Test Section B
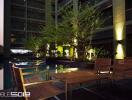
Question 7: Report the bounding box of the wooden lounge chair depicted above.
[12,64,65,100]
[10,63,18,91]
[95,58,112,80]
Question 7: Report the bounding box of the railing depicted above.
[11,5,25,17]
[11,19,25,30]
[27,9,45,20]
[58,0,72,12]
[27,22,42,32]
[27,0,45,10]
[12,0,25,5]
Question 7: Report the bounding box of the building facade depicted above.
[11,0,45,49]
[92,0,132,57]
[5,0,132,57]
[3,0,132,89]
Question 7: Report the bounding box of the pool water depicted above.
[15,60,79,80]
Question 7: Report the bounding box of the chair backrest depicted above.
[10,64,17,88]
[12,64,26,92]
[95,58,111,71]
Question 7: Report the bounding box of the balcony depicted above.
[27,9,45,21]
[27,21,44,32]
[11,5,25,17]
[11,0,25,5]
[11,18,25,30]
[27,0,45,10]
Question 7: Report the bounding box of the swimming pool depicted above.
[14,60,79,81]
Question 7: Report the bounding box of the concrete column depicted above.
[113,0,126,59]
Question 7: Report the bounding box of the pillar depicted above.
[113,0,126,59]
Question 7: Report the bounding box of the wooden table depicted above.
[52,70,98,100]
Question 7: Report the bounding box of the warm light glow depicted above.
[74,48,78,58]
[69,47,73,57]
[65,49,69,57]
[57,46,63,56]
[116,44,124,59]
[115,22,124,40]
[15,62,29,66]
[113,0,126,59]
[46,44,50,56]
[115,22,125,59]
[73,38,78,46]
[35,60,42,65]
[11,49,32,54]
[66,68,78,72]
[63,44,70,46]
[100,71,112,74]
[46,65,50,70]
[56,68,78,73]
[87,48,95,60]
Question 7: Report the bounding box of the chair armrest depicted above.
[20,66,38,70]
[24,80,55,87]
[22,70,49,76]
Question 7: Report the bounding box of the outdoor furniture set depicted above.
[11,57,132,100]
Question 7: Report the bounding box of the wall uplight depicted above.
[113,0,126,59]
[115,44,124,59]
[115,22,124,41]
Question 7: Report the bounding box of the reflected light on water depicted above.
[55,67,79,73]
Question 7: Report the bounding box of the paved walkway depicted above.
[0,79,132,100]
[47,79,132,100]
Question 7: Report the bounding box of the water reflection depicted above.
[22,64,79,81]
[54,65,78,73]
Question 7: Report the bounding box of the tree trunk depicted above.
[77,41,86,61]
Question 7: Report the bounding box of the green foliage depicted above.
[41,18,73,45]
[41,3,103,59]
[25,3,103,59]
[60,4,103,43]
[76,5,103,45]
[41,25,58,43]
[24,35,43,57]
[94,47,110,58]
